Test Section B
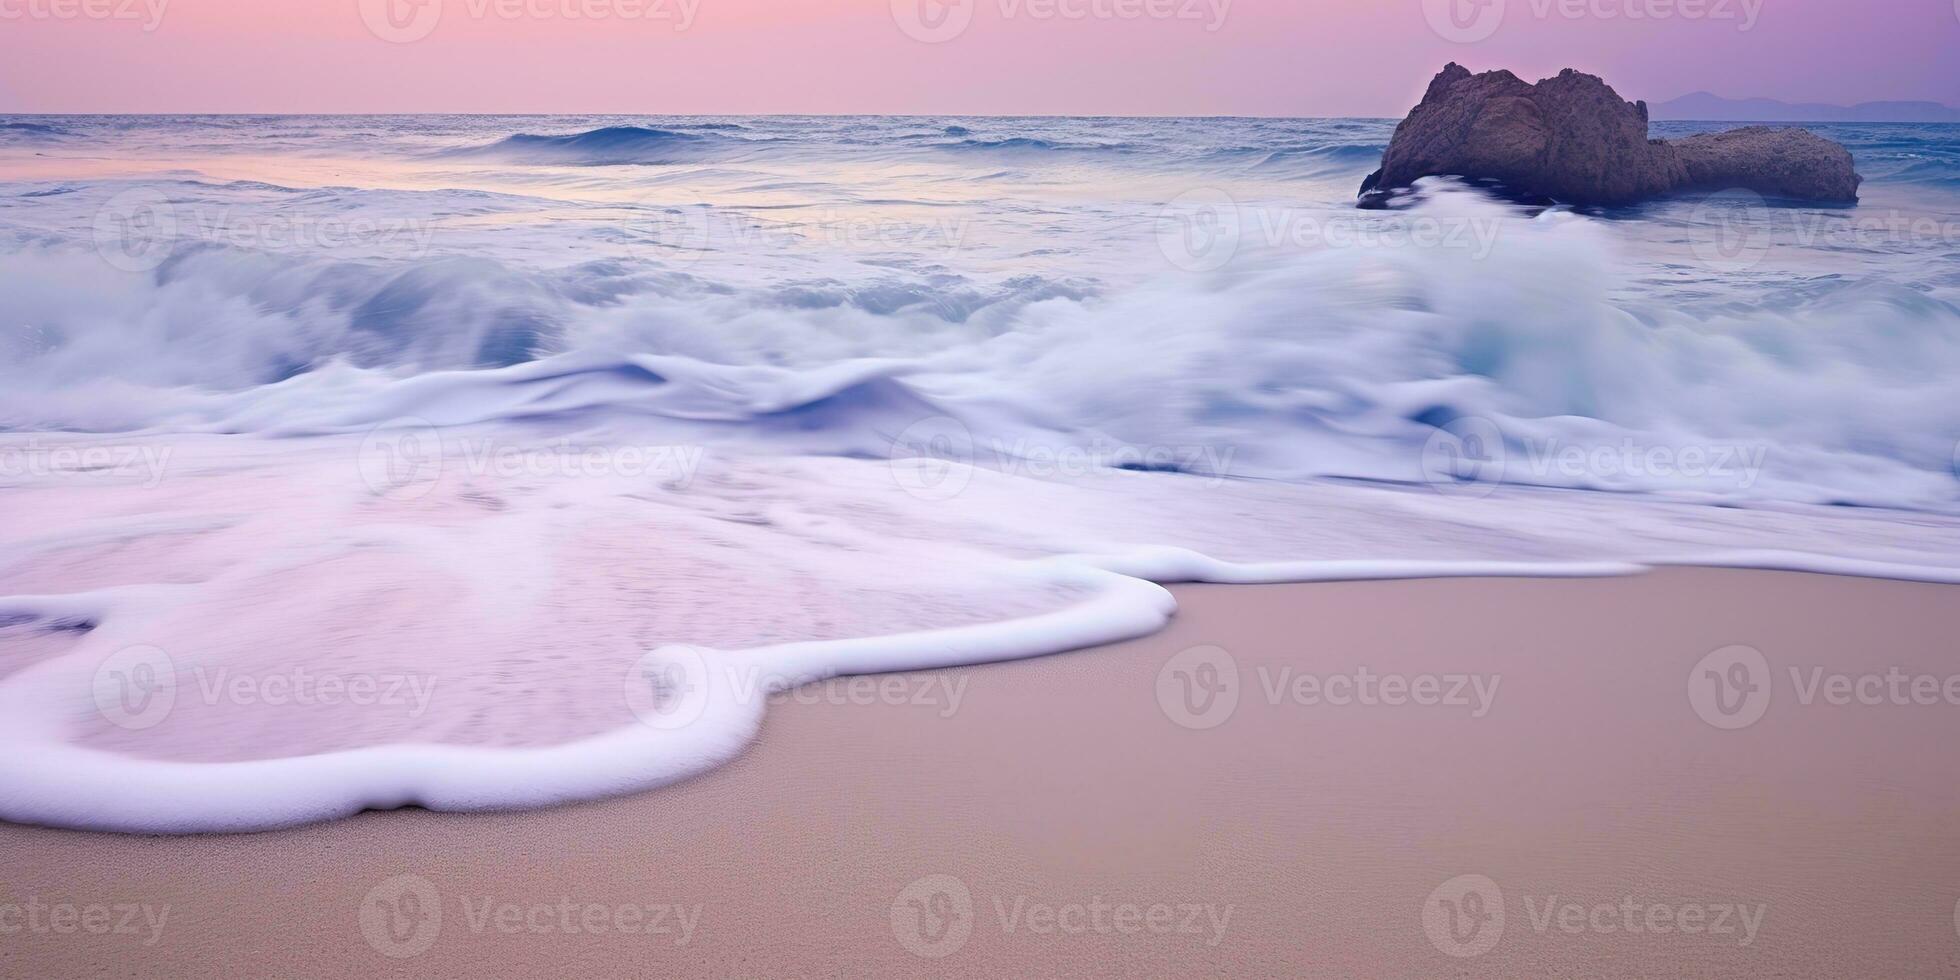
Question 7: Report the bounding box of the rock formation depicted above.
[1359,64,1861,208]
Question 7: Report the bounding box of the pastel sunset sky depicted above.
[0,0,1954,115]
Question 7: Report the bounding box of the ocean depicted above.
[2,114,1958,831]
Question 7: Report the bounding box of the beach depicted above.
[4,567,1957,978]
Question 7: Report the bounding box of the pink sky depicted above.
[0,0,1954,115]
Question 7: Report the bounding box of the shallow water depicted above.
[2,115,1958,831]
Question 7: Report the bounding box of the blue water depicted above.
[4,115,1960,833]
[1,115,1957,505]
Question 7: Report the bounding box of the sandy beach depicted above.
[3,568,1958,978]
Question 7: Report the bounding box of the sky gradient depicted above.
[0,0,1955,115]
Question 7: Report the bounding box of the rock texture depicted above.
[1359,64,1861,207]
[1669,126,1863,202]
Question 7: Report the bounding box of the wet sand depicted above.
[3,568,1959,978]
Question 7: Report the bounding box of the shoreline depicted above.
[7,552,1960,834]
[4,568,1958,977]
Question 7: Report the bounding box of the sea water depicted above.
[1,115,1957,830]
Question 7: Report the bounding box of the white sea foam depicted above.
[6,184,1958,506]
[2,433,1958,833]
[2,115,1958,831]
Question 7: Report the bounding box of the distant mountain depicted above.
[1654,93,1960,123]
